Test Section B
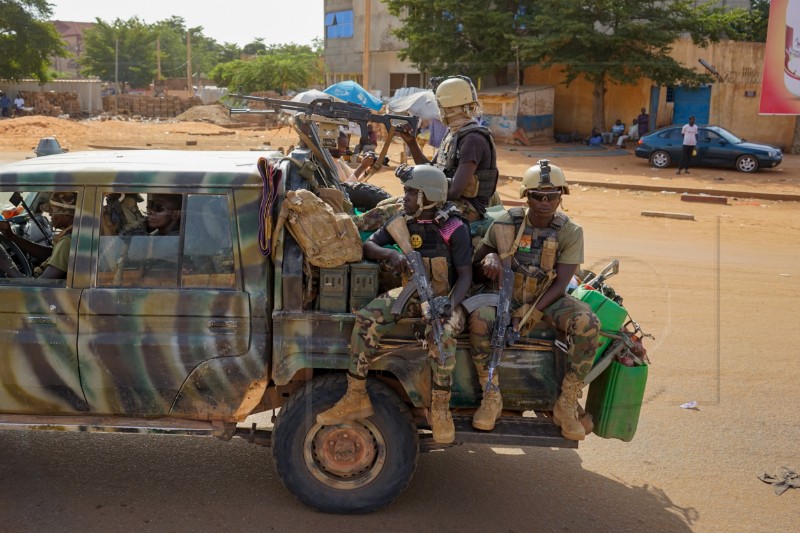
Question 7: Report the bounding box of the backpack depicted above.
[273,189,363,268]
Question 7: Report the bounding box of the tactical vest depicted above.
[494,209,568,305]
[405,217,461,296]
[434,123,499,204]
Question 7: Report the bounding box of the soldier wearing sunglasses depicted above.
[468,161,600,440]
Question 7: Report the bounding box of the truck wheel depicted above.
[272,373,419,514]
[341,181,392,211]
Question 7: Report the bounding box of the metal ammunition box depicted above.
[318,265,350,313]
[349,261,380,311]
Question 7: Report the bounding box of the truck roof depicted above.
[0,150,266,188]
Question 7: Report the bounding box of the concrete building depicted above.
[50,21,95,78]
[323,0,425,98]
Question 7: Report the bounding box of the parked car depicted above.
[635,125,782,173]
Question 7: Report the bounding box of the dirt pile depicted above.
[173,104,243,126]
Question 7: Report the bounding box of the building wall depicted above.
[50,21,95,78]
[524,38,796,148]
[0,79,102,114]
[323,0,423,97]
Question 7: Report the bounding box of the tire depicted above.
[0,234,33,277]
[736,154,759,173]
[341,181,392,212]
[272,374,419,514]
[649,150,671,168]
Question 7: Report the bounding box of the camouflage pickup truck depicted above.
[0,149,602,514]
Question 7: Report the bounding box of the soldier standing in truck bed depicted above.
[398,76,499,224]
[316,165,473,444]
[469,162,600,440]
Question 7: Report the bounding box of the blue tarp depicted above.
[324,81,383,111]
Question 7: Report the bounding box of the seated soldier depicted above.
[469,162,600,440]
[316,165,473,444]
[0,192,76,279]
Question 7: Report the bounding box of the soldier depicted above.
[0,192,76,279]
[469,162,600,440]
[316,165,473,444]
[399,76,499,223]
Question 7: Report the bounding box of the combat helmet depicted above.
[435,76,478,109]
[519,159,570,198]
[396,164,448,203]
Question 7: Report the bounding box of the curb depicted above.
[503,175,800,203]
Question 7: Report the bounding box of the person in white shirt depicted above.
[616,118,639,147]
[331,132,375,183]
[677,116,698,175]
[13,94,24,116]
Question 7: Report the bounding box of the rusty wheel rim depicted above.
[304,420,386,489]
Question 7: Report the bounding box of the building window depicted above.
[325,10,354,39]
[666,86,675,103]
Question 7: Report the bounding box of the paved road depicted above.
[0,429,692,532]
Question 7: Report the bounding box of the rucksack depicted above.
[272,189,363,268]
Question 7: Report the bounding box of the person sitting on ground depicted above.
[13,93,24,117]
[0,192,76,279]
[586,128,603,146]
[616,118,640,148]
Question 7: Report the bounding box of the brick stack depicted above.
[20,91,81,116]
[101,95,204,118]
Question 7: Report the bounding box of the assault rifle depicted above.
[390,251,450,366]
[462,267,519,393]
[385,217,449,366]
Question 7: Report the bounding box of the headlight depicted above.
[768,151,777,158]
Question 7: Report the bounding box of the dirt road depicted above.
[0,113,797,531]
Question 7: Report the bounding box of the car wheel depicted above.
[341,181,392,212]
[272,373,419,514]
[0,234,33,277]
[736,154,759,173]
[649,150,671,168]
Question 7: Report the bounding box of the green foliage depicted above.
[242,39,267,56]
[717,0,770,43]
[80,17,157,88]
[0,0,67,82]
[210,44,324,94]
[384,0,532,83]
[79,16,244,89]
[518,0,715,88]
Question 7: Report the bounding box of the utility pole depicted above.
[156,36,162,80]
[186,31,192,96]
[114,37,119,110]
[363,0,371,90]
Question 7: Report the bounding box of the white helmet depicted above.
[435,76,478,109]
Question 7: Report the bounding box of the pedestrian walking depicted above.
[677,116,698,175]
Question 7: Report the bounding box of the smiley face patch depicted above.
[410,234,423,249]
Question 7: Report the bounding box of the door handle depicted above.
[207,320,239,330]
[26,316,56,325]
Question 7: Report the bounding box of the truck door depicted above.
[78,190,250,416]
[0,188,88,414]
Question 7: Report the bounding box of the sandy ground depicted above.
[0,110,798,531]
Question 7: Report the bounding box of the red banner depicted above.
[761,0,800,114]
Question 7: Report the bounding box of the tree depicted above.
[384,0,531,85]
[80,17,157,88]
[242,39,267,56]
[720,0,770,43]
[0,0,66,81]
[211,43,323,94]
[516,0,718,131]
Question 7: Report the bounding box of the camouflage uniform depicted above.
[468,293,599,380]
[350,287,466,388]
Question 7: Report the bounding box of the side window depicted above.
[182,194,235,288]
[0,190,78,285]
[96,192,235,289]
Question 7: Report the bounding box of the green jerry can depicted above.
[573,285,648,441]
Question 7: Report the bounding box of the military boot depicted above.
[472,365,502,431]
[553,373,586,441]
[316,374,374,425]
[430,389,455,443]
